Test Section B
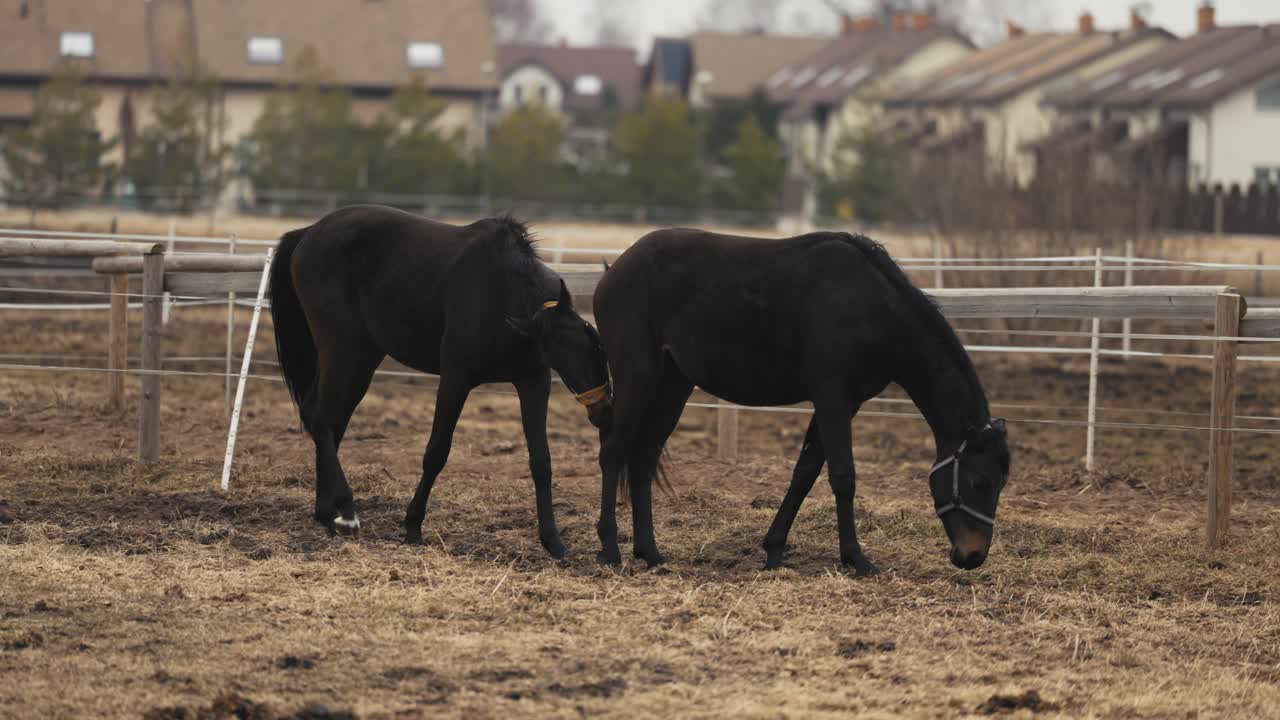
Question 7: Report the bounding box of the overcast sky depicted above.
[539,0,1279,54]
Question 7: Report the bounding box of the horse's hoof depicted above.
[543,541,568,559]
[403,528,424,546]
[331,514,360,538]
[763,548,785,570]
[844,555,880,577]
[596,549,622,566]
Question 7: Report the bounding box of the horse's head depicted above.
[520,279,613,430]
[929,419,1009,570]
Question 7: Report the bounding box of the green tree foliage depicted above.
[485,105,569,202]
[721,114,785,210]
[366,78,472,196]
[614,98,703,208]
[1,63,115,214]
[821,123,905,223]
[247,47,367,205]
[702,87,781,164]
[128,63,229,212]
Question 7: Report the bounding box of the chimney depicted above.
[844,16,878,33]
[891,13,908,31]
[1197,2,1216,33]
[1130,6,1147,30]
[908,12,933,30]
[1078,11,1095,34]
[1007,19,1025,38]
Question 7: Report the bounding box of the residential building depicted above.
[1044,5,1280,189]
[0,0,498,177]
[770,13,974,178]
[883,12,1172,185]
[642,31,830,108]
[497,41,639,163]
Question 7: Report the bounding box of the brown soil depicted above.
[2,304,1280,718]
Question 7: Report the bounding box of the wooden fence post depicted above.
[1207,292,1243,548]
[138,250,165,462]
[162,219,176,324]
[1085,248,1103,472]
[108,273,128,411]
[717,402,739,462]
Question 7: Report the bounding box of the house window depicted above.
[574,75,602,96]
[1255,167,1280,186]
[407,42,444,69]
[247,37,283,64]
[538,85,548,103]
[514,85,524,105]
[60,32,94,58]
[1257,77,1280,110]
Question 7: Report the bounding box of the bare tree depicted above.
[591,3,636,46]
[490,0,554,44]
[697,0,785,32]
[818,0,1051,44]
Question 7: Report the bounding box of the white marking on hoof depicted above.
[333,515,361,533]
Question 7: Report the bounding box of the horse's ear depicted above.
[558,278,572,305]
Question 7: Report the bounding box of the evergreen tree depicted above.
[1,63,115,216]
[613,98,703,209]
[366,78,472,197]
[128,62,229,212]
[485,105,569,202]
[722,114,785,210]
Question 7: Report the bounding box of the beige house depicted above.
[884,12,1173,185]
[0,0,498,186]
[1045,6,1280,189]
[770,14,974,178]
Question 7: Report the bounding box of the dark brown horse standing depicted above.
[270,205,611,553]
[592,228,1010,574]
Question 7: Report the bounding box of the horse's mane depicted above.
[473,213,567,312]
[835,232,990,417]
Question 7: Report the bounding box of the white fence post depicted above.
[161,219,175,324]
[222,250,274,492]
[225,234,238,419]
[1085,248,1103,472]
[931,233,944,289]
[1122,239,1134,357]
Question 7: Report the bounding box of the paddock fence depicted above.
[3,226,1280,549]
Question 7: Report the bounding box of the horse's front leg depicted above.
[403,372,471,545]
[515,372,566,558]
[813,383,878,577]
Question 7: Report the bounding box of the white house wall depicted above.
[498,65,563,113]
[1192,75,1280,188]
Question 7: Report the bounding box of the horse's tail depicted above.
[616,447,674,503]
[269,226,315,426]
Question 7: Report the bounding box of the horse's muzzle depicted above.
[950,531,990,569]
[586,399,613,431]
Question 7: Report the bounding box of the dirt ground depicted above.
[3,299,1280,717]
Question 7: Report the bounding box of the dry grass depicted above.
[2,307,1280,718]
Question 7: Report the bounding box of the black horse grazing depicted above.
[269,205,612,553]
[592,229,1010,574]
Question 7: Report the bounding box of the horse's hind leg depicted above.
[626,361,692,567]
[762,416,825,569]
[514,371,566,559]
[812,384,878,577]
[305,347,382,535]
